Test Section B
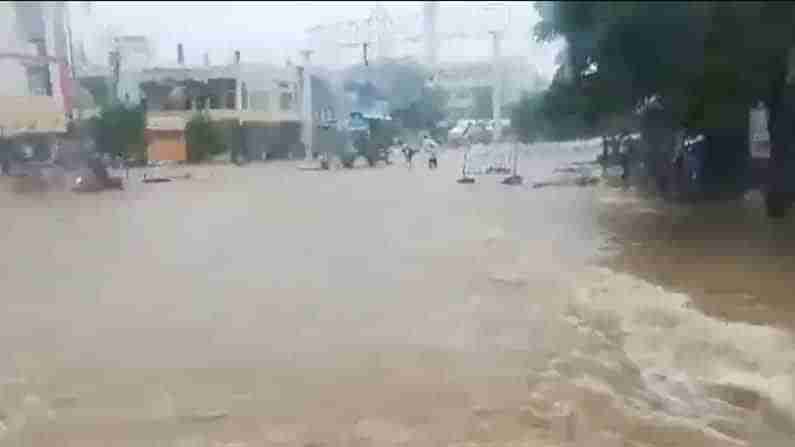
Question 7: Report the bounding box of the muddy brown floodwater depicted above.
[0,142,793,446]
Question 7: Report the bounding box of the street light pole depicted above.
[490,30,502,142]
[109,49,120,104]
[300,49,314,161]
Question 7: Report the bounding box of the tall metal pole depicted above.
[235,51,243,111]
[62,2,77,81]
[423,2,439,69]
[491,30,502,142]
[109,49,120,104]
[300,49,314,161]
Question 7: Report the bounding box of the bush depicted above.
[185,113,225,163]
[92,104,147,162]
[361,119,397,166]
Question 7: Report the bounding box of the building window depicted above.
[280,92,293,111]
[26,66,52,96]
[320,106,335,122]
[249,91,269,111]
[226,90,236,109]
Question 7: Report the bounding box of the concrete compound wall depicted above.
[241,122,301,161]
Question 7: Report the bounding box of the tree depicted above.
[363,118,398,166]
[185,113,225,163]
[391,85,449,131]
[510,79,610,144]
[511,93,543,143]
[470,86,493,120]
[92,103,147,162]
[342,60,450,131]
[534,2,795,211]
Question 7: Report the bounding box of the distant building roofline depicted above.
[115,35,149,42]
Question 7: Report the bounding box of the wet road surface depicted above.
[0,142,793,446]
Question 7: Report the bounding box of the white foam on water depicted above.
[533,266,795,445]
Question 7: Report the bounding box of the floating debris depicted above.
[142,177,172,184]
[179,409,229,423]
[50,394,79,409]
[501,174,523,185]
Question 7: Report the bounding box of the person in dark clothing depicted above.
[620,150,630,183]
[0,144,9,176]
[87,155,110,185]
[402,144,416,169]
[620,137,635,184]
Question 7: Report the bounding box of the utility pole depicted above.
[423,2,439,68]
[300,49,314,161]
[62,2,77,81]
[490,30,502,142]
[109,48,120,104]
[234,50,242,111]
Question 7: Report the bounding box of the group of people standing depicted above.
[398,135,439,170]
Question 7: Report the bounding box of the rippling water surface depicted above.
[0,141,793,446]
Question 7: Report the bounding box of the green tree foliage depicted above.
[534,1,795,210]
[392,85,449,130]
[343,60,450,131]
[470,86,493,120]
[511,93,549,144]
[511,82,606,144]
[366,118,398,162]
[92,103,147,162]
[185,113,225,163]
[344,60,428,111]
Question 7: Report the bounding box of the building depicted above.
[114,51,305,162]
[145,115,188,162]
[1,2,73,167]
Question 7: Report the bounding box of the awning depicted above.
[0,95,67,136]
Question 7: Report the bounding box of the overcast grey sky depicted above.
[74,1,558,75]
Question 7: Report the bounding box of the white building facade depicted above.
[0,2,71,137]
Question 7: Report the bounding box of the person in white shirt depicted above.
[422,135,439,169]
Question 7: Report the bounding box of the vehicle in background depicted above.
[448,120,486,146]
[337,112,394,168]
[447,119,511,146]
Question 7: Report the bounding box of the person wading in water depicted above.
[401,141,417,169]
[422,134,439,169]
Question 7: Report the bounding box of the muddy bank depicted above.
[597,187,795,331]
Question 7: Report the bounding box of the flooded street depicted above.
[1,142,794,446]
